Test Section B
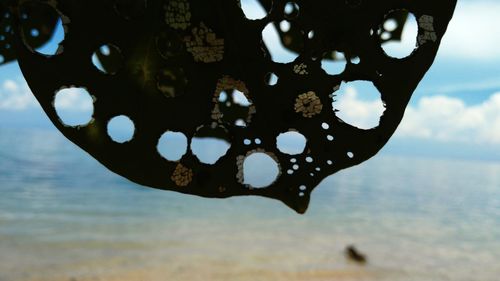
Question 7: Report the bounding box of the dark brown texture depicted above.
[12,0,456,213]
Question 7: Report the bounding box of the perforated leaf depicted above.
[13,0,456,213]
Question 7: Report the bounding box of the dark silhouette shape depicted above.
[345,245,367,264]
[0,1,59,65]
[6,0,456,213]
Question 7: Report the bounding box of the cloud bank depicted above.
[0,79,37,110]
[391,1,500,61]
[335,86,500,145]
[0,78,96,112]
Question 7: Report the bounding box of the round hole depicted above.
[327,160,333,165]
[243,152,280,188]
[380,11,418,59]
[30,29,39,37]
[327,135,334,141]
[321,122,330,130]
[284,2,300,20]
[306,157,313,163]
[321,51,347,75]
[347,152,354,159]
[299,185,306,191]
[265,72,279,86]
[20,2,64,56]
[107,115,135,143]
[54,87,94,127]
[384,19,398,32]
[191,126,231,164]
[219,91,228,102]
[158,131,188,161]
[276,131,307,155]
[280,20,291,32]
[92,44,123,74]
[350,57,361,64]
[333,81,386,130]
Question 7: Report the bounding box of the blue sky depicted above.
[1,0,500,160]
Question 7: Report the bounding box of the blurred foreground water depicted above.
[0,129,499,281]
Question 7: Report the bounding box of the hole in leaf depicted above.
[279,20,291,32]
[350,56,361,64]
[191,125,231,164]
[19,2,65,56]
[380,11,418,59]
[262,23,299,64]
[321,52,346,75]
[284,2,300,20]
[217,89,254,127]
[384,19,398,32]
[54,87,94,127]
[92,44,123,74]
[243,152,280,188]
[158,131,188,161]
[241,0,268,20]
[333,81,385,130]
[276,131,307,155]
[265,72,279,86]
[107,115,135,143]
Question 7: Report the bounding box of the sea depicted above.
[0,128,499,281]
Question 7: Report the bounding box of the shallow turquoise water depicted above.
[0,129,499,280]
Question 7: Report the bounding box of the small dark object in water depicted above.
[345,245,367,264]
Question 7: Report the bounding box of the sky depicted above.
[1,0,500,160]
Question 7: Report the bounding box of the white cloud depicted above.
[258,0,500,61]
[395,1,500,61]
[54,87,94,112]
[334,87,500,145]
[335,85,386,130]
[0,79,38,110]
[0,78,94,113]
[397,93,500,144]
[438,1,500,60]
